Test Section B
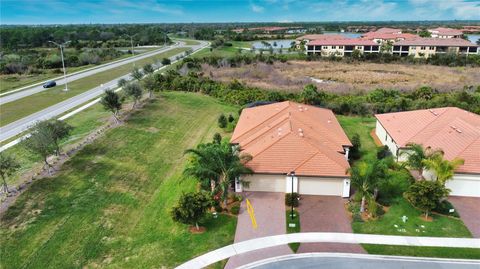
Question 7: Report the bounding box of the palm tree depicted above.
[349,160,387,212]
[184,141,252,207]
[402,143,441,176]
[422,153,464,186]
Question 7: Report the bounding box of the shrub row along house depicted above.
[375,107,480,197]
[231,103,479,198]
[299,27,479,58]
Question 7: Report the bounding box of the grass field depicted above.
[203,60,480,93]
[0,47,188,127]
[362,245,480,259]
[337,115,377,161]
[0,92,238,268]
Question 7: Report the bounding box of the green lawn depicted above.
[0,47,188,127]
[362,245,480,259]
[337,115,377,161]
[352,198,472,238]
[286,209,300,252]
[0,92,239,268]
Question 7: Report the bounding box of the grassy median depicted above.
[1,92,238,268]
[0,47,188,127]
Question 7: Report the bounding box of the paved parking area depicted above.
[297,195,365,253]
[449,196,480,238]
[225,192,292,269]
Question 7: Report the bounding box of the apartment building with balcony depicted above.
[428,27,463,39]
[392,38,479,58]
[305,38,380,56]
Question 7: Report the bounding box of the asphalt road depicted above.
[0,40,209,143]
[0,42,182,104]
[242,254,480,269]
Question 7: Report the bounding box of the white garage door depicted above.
[298,177,343,196]
[243,174,285,192]
[447,174,480,197]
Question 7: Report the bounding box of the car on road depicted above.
[43,81,56,88]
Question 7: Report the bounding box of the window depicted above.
[411,46,416,50]
[339,46,344,49]
[420,46,426,50]
[332,46,336,49]
[307,46,314,50]
[315,45,321,50]
[385,134,388,141]
[322,46,328,50]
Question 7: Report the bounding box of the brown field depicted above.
[203,60,480,93]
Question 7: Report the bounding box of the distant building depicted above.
[374,27,403,34]
[428,27,463,39]
[362,32,417,44]
[393,38,478,58]
[306,37,380,57]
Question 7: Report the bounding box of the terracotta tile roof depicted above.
[429,27,463,36]
[375,27,402,34]
[308,38,378,46]
[394,38,478,47]
[231,101,352,177]
[296,34,347,41]
[361,32,418,41]
[375,107,480,174]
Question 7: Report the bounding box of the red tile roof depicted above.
[375,27,402,34]
[362,32,418,41]
[309,38,377,46]
[375,107,480,174]
[394,37,478,47]
[231,101,352,177]
[296,34,347,41]
[429,27,463,36]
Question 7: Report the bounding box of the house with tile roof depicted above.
[428,27,463,39]
[231,101,352,197]
[375,107,480,197]
[392,38,478,58]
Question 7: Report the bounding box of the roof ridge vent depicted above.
[429,109,439,116]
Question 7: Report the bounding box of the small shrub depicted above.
[228,114,235,122]
[213,133,222,144]
[161,58,171,65]
[285,193,299,207]
[352,213,363,223]
[230,204,240,215]
[349,133,361,160]
[218,114,227,128]
[434,200,460,217]
[376,145,391,159]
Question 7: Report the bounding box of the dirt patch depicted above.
[419,215,434,222]
[370,129,383,147]
[189,226,206,234]
[203,61,480,93]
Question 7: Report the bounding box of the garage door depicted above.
[298,177,343,196]
[447,174,480,197]
[243,174,285,192]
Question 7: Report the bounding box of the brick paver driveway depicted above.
[449,196,480,238]
[297,195,365,253]
[225,192,292,269]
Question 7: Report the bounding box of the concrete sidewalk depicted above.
[176,232,480,269]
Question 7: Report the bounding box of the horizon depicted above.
[2,0,480,25]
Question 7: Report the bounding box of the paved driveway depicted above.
[449,196,480,238]
[297,195,365,253]
[225,192,292,269]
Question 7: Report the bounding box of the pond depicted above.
[466,34,480,44]
[323,31,362,38]
[251,40,294,49]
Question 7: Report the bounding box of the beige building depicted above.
[305,38,380,57]
[393,38,479,58]
[428,27,463,39]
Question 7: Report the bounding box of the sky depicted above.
[1,0,480,25]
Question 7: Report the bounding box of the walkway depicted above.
[224,192,292,269]
[297,195,365,253]
[176,232,480,269]
[449,196,480,238]
[238,253,480,269]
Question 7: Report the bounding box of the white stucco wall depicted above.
[375,120,399,157]
[422,170,480,197]
[240,173,349,197]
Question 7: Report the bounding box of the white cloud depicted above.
[251,3,265,13]
[409,0,480,19]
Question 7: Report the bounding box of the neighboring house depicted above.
[295,34,346,49]
[374,27,403,34]
[428,27,463,38]
[392,38,479,58]
[375,107,480,197]
[231,101,352,197]
[305,37,380,56]
[361,32,418,44]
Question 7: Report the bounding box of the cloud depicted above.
[309,0,399,20]
[251,3,265,12]
[409,0,480,19]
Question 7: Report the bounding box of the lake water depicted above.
[466,34,480,44]
[323,31,362,38]
[251,40,294,49]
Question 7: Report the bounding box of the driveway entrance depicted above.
[449,196,480,238]
[297,195,365,253]
[225,192,292,269]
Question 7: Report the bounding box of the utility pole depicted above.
[49,40,71,92]
[125,34,135,67]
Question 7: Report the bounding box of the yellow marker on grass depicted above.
[246,199,258,229]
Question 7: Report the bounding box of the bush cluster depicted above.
[285,193,300,207]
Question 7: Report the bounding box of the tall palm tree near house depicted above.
[349,160,387,212]
[184,141,252,207]
[402,143,442,176]
[422,153,464,186]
